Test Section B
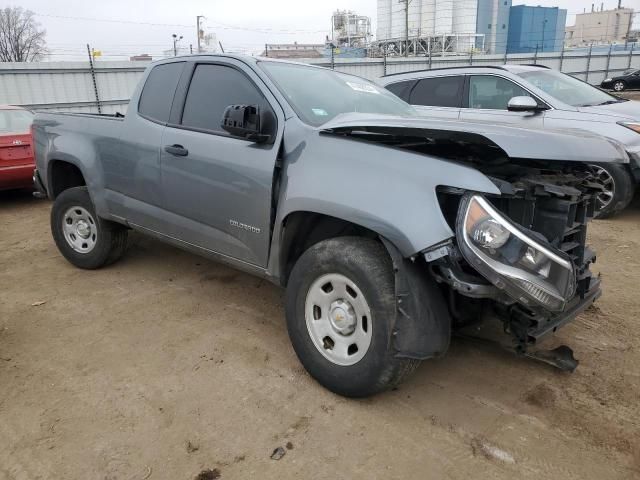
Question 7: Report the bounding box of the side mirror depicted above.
[221,104,271,143]
[507,96,544,112]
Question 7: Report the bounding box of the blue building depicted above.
[507,5,567,54]
[476,0,512,55]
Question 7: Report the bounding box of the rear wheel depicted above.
[51,187,128,269]
[613,80,626,92]
[285,237,421,397]
[588,163,635,219]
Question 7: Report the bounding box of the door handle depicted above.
[164,144,189,157]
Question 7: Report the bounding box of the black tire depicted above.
[285,237,422,397]
[51,186,128,269]
[613,80,626,92]
[589,163,635,219]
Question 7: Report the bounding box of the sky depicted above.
[11,0,640,60]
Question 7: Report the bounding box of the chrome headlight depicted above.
[456,195,575,311]
[604,78,613,82]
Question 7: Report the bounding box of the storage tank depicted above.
[377,0,480,40]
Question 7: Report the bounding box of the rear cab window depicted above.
[409,76,464,108]
[138,62,185,123]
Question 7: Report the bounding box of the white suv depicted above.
[379,65,640,217]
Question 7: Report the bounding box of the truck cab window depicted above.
[409,76,463,107]
[181,64,271,133]
[138,62,184,123]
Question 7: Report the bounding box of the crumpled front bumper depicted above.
[510,276,601,346]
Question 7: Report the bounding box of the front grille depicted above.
[533,194,596,298]
[490,173,598,301]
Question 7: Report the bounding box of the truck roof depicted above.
[150,53,317,69]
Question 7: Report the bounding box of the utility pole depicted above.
[86,44,101,114]
[196,16,205,53]
[399,0,412,57]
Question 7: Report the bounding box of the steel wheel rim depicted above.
[304,273,372,366]
[588,165,615,211]
[614,82,624,91]
[62,206,98,253]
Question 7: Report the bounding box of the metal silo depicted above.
[375,0,491,55]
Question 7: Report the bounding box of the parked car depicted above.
[0,105,35,191]
[33,55,627,397]
[601,68,640,92]
[379,65,640,217]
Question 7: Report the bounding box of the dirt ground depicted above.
[1,189,639,480]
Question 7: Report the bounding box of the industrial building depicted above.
[263,11,372,59]
[375,0,512,55]
[565,5,635,47]
[507,5,567,53]
[331,10,372,49]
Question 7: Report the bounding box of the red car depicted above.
[0,105,35,191]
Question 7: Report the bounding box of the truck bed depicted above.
[32,111,126,197]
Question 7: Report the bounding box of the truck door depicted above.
[459,74,545,128]
[159,60,282,268]
[104,61,184,232]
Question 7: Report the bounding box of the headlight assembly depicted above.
[456,194,575,312]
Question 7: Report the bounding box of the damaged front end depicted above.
[432,169,602,369]
[320,115,620,370]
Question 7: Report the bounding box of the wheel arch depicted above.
[275,211,380,287]
[274,211,451,361]
[48,159,87,199]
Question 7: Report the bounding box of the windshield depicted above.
[259,61,416,126]
[0,109,34,134]
[517,70,619,107]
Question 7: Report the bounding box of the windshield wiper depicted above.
[597,99,627,105]
[578,99,626,107]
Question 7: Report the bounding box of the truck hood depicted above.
[320,113,629,164]
[576,99,640,121]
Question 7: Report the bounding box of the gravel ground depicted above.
[1,190,639,480]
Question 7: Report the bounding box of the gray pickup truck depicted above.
[33,55,629,397]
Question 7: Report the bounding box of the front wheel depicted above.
[613,80,626,92]
[588,163,635,219]
[51,186,128,269]
[285,237,421,397]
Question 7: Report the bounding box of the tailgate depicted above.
[0,133,34,167]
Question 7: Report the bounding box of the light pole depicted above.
[196,16,205,53]
[172,33,183,56]
[541,18,548,52]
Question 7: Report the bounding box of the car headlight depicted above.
[618,121,640,134]
[456,194,575,311]
[604,78,612,82]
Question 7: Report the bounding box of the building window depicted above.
[502,24,506,29]
[488,23,492,29]
[504,1,507,4]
